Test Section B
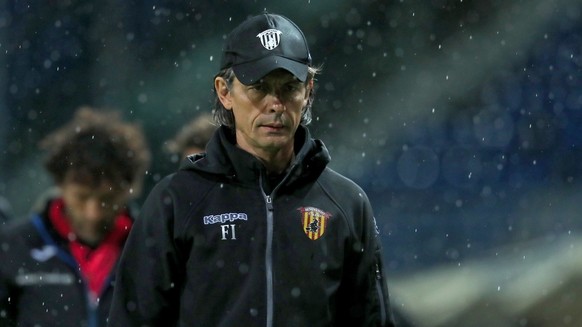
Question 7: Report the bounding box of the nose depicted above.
[267,91,285,113]
[84,198,106,222]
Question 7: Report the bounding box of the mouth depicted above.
[260,123,285,131]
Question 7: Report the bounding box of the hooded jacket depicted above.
[0,198,132,327]
[109,125,395,327]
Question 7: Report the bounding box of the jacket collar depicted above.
[180,125,331,188]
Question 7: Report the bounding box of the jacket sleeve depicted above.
[336,191,396,327]
[108,177,184,327]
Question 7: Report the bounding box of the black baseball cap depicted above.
[220,13,312,85]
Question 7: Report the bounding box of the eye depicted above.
[249,82,267,92]
[285,84,297,91]
[283,82,303,94]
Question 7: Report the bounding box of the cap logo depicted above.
[257,29,282,50]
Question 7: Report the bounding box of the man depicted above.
[164,112,217,161]
[109,12,396,326]
[0,107,151,327]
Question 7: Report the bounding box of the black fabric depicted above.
[220,12,312,84]
[109,125,395,327]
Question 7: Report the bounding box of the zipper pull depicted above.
[265,195,274,211]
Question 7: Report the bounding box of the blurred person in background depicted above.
[163,112,217,162]
[109,12,395,327]
[0,107,151,327]
[0,196,13,226]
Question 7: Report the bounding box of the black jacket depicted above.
[0,201,122,327]
[109,126,395,327]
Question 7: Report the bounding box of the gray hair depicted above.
[212,67,319,129]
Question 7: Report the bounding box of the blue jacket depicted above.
[0,202,124,327]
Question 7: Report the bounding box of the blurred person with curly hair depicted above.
[0,106,151,327]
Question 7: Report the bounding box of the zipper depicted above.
[260,163,298,327]
[264,194,274,327]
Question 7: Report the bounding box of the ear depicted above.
[215,77,233,110]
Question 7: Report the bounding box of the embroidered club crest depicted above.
[299,207,331,240]
[257,29,282,50]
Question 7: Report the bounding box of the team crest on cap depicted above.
[257,29,282,50]
[299,207,331,241]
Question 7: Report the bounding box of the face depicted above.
[216,69,312,161]
[60,175,131,245]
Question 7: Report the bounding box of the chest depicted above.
[178,184,352,274]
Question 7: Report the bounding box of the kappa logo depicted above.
[257,29,282,50]
[298,207,332,241]
[203,212,248,225]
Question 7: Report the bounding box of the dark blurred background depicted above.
[1,0,581,325]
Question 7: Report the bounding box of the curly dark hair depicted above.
[212,66,320,129]
[164,113,216,155]
[40,106,151,194]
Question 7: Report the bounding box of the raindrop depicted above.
[137,93,148,103]
[291,287,301,298]
[238,263,249,274]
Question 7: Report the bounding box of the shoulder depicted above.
[1,217,37,238]
[139,170,220,220]
[146,170,218,198]
[318,167,368,199]
[315,167,372,221]
[0,217,41,256]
